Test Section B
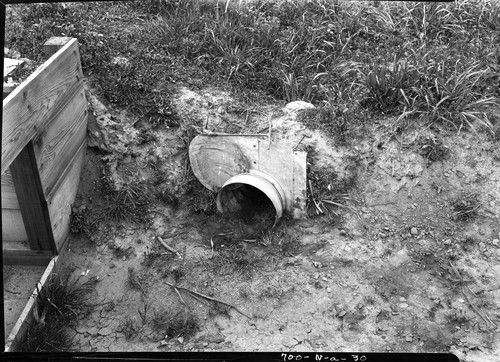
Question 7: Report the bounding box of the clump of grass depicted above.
[210,246,260,278]
[445,309,473,327]
[19,273,94,352]
[297,106,356,145]
[417,134,449,166]
[262,220,301,256]
[70,203,98,237]
[99,176,151,222]
[151,308,199,340]
[451,192,481,221]
[361,55,420,113]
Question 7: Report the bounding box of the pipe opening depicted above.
[220,184,274,220]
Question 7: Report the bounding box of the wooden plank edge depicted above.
[2,249,53,266]
[3,39,78,104]
[2,39,83,175]
[4,255,59,352]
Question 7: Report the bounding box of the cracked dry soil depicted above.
[57,86,499,361]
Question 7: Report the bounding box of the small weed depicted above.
[142,251,162,267]
[297,106,355,145]
[364,295,377,305]
[416,134,449,166]
[170,267,186,284]
[446,309,473,327]
[70,204,94,235]
[102,182,151,222]
[211,246,260,278]
[127,267,146,294]
[263,222,301,257]
[238,286,251,300]
[461,236,478,252]
[121,317,139,340]
[451,192,481,221]
[152,308,199,340]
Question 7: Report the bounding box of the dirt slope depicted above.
[55,85,500,361]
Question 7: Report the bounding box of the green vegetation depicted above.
[5,0,498,136]
[19,273,94,352]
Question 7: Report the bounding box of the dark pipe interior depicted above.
[221,184,275,223]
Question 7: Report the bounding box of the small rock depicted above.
[405,336,413,342]
[313,261,322,268]
[399,303,409,309]
[321,277,328,282]
[177,336,184,344]
[313,273,319,280]
[122,256,127,261]
[492,239,499,246]
[411,227,418,235]
[399,297,406,302]
[444,239,452,245]
[88,326,99,337]
[98,327,113,336]
[203,342,209,347]
[326,287,332,293]
[284,101,315,113]
[337,311,347,318]
[109,263,116,269]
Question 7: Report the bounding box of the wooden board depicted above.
[2,240,53,265]
[4,256,59,352]
[33,88,88,198]
[9,142,56,252]
[1,209,27,242]
[2,38,83,175]
[47,139,86,252]
[1,169,20,209]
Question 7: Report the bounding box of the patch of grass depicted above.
[6,0,498,140]
[99,177,151,223]
[262,220,301,256]
[19,273,94,352]
[151,308,199,340]
[451,191,481,221]
[297,105,360,145]
[210,245,261,278]
[416,134,449,166]
[445,309,473,327]
[19,319,73,352]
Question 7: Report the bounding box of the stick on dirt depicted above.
[164,281,251,319]
[157,236,182,259]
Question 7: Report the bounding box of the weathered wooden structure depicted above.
[2,38,87,265]
[3,37,87,351]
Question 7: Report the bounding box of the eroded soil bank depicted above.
[56,86,499,361]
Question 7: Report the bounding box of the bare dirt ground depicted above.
[52,84,500,361]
